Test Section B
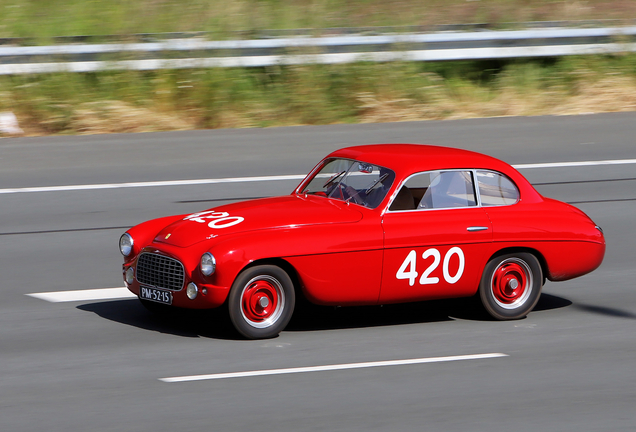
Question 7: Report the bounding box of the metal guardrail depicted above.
[1,25,635,74]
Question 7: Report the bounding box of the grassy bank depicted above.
[2,0,636,40]
[2,55,636,136]
[2,1,636,136]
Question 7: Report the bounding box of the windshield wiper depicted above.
[365,173,389,194]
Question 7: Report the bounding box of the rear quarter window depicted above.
[476,170,519,206]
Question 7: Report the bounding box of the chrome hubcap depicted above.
[240,275,285,328]
[491,258,533,309]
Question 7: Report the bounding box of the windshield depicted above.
[301,158,395,209]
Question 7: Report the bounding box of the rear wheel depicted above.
[479,252,543,320]
[228,265,295,339]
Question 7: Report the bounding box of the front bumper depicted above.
[122,260,229,309]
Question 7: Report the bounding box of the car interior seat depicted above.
[389,186,415,211]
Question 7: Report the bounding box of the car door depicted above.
[380,170,495,303]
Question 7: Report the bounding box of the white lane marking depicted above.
[159,352,509,383]
[26,287,136,302]
[2,158,636,195]
[0,174,306,194]
[513,159,636,169]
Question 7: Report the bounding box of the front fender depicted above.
[205,217,384,305]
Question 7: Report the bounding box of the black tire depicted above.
[228,265,295,339]
[479,252,543,320]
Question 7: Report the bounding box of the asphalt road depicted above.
[1,113,635,432]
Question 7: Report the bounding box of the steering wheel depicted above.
[326,182,364,205]
[340,184,364,205]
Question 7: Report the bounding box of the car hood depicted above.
[153,195,363,247]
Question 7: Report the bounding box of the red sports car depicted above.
[120,144,605,339]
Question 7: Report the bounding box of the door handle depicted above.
[467,226,489,232]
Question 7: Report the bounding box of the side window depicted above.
[389,170,477,211]
[421,171,477,209]
[476,170,519,206]
[389,172,431,211]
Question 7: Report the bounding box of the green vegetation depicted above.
[1,1,636,135]
[3,55,636,135]
[2,0,636,40]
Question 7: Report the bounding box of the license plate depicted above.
[139,286,173,305]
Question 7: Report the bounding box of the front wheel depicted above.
[479,252,543,320]
[228,265,295,339]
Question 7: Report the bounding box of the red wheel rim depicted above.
[240,275,285,328]
[490,258,533,309]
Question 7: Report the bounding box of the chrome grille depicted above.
[136,253,185,291]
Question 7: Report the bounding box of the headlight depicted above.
[200,252,216,276]
[119,233,134,256]
[125,267,135,285]
[186,282,198,300]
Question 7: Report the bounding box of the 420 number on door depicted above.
[396,247,465,287]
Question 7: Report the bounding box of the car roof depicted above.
[328,144,512,175]
[326,144,543,205]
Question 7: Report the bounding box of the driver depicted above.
[343,166,394,208]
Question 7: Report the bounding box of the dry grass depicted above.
[2,1,636,39]
[554,75,636,114]
[3,1,636,136]
[354,70,636,124]
[4,61,636,137]
[70,101,197,134]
